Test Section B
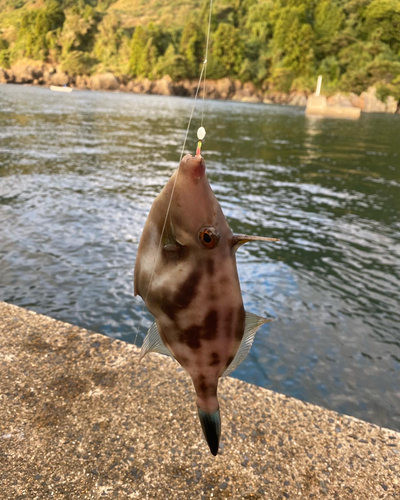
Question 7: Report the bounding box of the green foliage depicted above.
[245,0,276,43]
[314,0,345,41]
[180,19,205,78]
[11,1,65,61]
[7,0,25,9]
[128,23,173,78]
[129,26,149,77]
[364,0,400,53]
[375,83,391,102]
[269,66,295,93]
[61,50,93,75]
[209,22,243,78]
[59,6,99,57]
[0,37,10,67]
[93,12,129,73]
[154,43,186,80]
[270,5,315,90]
[318,55,341,86]
[0,0,400,99]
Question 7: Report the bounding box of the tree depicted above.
[10,1,64,61]
[180,20,205,78]
[154,44,187,80]
[0,38,10,68]
[93,12,129,73]
[315,1,345,38]
[365,0,400,53]
[58,5,99,58]
[129,26,149,77]
[271,5,315,86]
[62,50,92,75]
[245,0,276,43]
[209,22,243,78]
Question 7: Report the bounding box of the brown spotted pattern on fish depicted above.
[134,154,278,455]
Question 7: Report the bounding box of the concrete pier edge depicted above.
[0,301,398,499]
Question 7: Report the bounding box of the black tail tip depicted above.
[198,408,221,456]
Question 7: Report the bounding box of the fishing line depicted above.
[133,0,214,348]
[201,0,213,128]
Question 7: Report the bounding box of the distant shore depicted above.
[1,62,399,114]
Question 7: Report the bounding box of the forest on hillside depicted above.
[0,0,400,98]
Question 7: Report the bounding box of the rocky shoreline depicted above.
[1,62,399,114]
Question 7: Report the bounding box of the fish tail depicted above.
[197,407,221,456]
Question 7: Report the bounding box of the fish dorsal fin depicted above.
[139,321,174,361]
[222,311,272,377]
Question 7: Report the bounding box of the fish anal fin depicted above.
[222,311,272,377]
[139,321,173,361]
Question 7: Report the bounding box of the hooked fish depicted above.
[134,153,278,455]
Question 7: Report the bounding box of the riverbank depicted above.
[0,301,398,499]
[1,61,399,114]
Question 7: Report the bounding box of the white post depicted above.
[316,75,322,96]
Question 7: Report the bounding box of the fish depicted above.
[134,153,278,456]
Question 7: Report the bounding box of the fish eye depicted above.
[198,227,220,249]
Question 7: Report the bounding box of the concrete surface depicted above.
[306,95,361,119]
[0,301,398,499]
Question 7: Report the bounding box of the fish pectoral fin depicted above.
[222,311,272,377]
[139,321,174,361]
[232,234,280,252]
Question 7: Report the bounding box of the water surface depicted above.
[1,84,399,430]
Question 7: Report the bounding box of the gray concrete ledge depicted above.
[0,302,398,499]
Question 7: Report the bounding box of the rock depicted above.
[386,95,398,114]
[327,92,353,108]
[75,75,90,89]
[141,78,153,94]
[49,71,70,86]
[266,92,291,105]
[215,78,234,99]
[350,93,362,109]
[198,80,220,99]
[124,78,154,94]
[152,75,173,96]
[124,80,135,92]
[9,64,34,84]
[171,81,190,97]
[0,68,8,83]
[42,68,56,84]
[89,72,119,91]
[360,86,386,113]
[289,92,308,107]
[358,87,398,113]
[232,82,262,103]
[233,80,242,92]
[263,97,273,104]
[181,79,199,97]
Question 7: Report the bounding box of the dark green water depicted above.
[1,84,399,430]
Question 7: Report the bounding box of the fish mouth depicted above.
[180,154,206,181]
[198,407,221,456]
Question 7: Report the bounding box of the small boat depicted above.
[50,85,73,93]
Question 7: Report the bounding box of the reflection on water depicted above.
[1,84,399,430]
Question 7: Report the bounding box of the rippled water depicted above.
[1,84,399,430]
